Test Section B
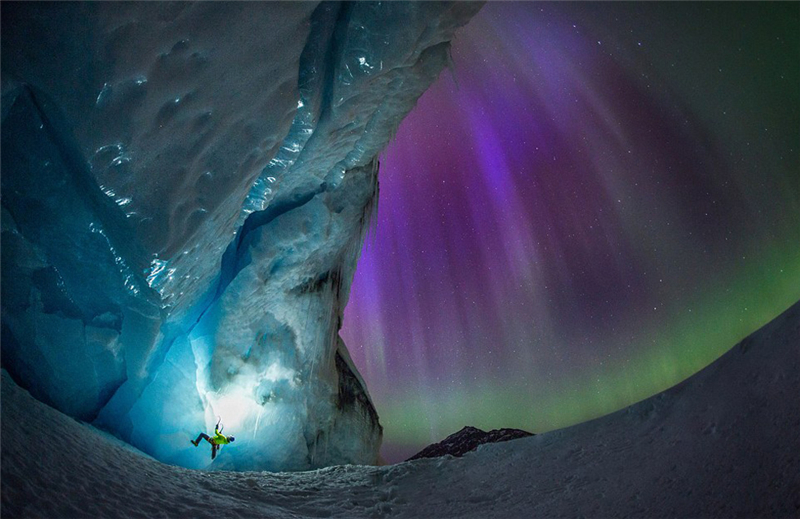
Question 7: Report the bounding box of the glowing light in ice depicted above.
[210,391,261,434]
[205,381,280,441]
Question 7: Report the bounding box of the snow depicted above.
[3,300,798,518]
[1,2,481,471]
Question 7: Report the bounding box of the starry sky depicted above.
[340,2,800,463]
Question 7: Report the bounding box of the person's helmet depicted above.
[228,436,235,442]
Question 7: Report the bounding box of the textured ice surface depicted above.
[1,2,482,470]
[3,300,798,518]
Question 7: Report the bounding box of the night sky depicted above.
[340,2,800,462]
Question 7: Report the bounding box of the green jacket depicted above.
[212,426,230,445]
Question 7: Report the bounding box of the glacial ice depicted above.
[1,2,482,470]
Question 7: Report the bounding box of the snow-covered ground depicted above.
[3,300,798,518]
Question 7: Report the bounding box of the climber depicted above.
[191,418,235,460]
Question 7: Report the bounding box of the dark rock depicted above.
[407,426,533,461]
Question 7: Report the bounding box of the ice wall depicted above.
[1,2,482,470]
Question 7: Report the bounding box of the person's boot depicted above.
[191,439,199,446]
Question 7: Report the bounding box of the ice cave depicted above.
[1,2,799,518]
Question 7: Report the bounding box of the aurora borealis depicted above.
[339,2,800,462]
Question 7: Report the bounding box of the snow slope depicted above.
[3,301,798,518]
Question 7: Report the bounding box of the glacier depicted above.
[1,1,482,471]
